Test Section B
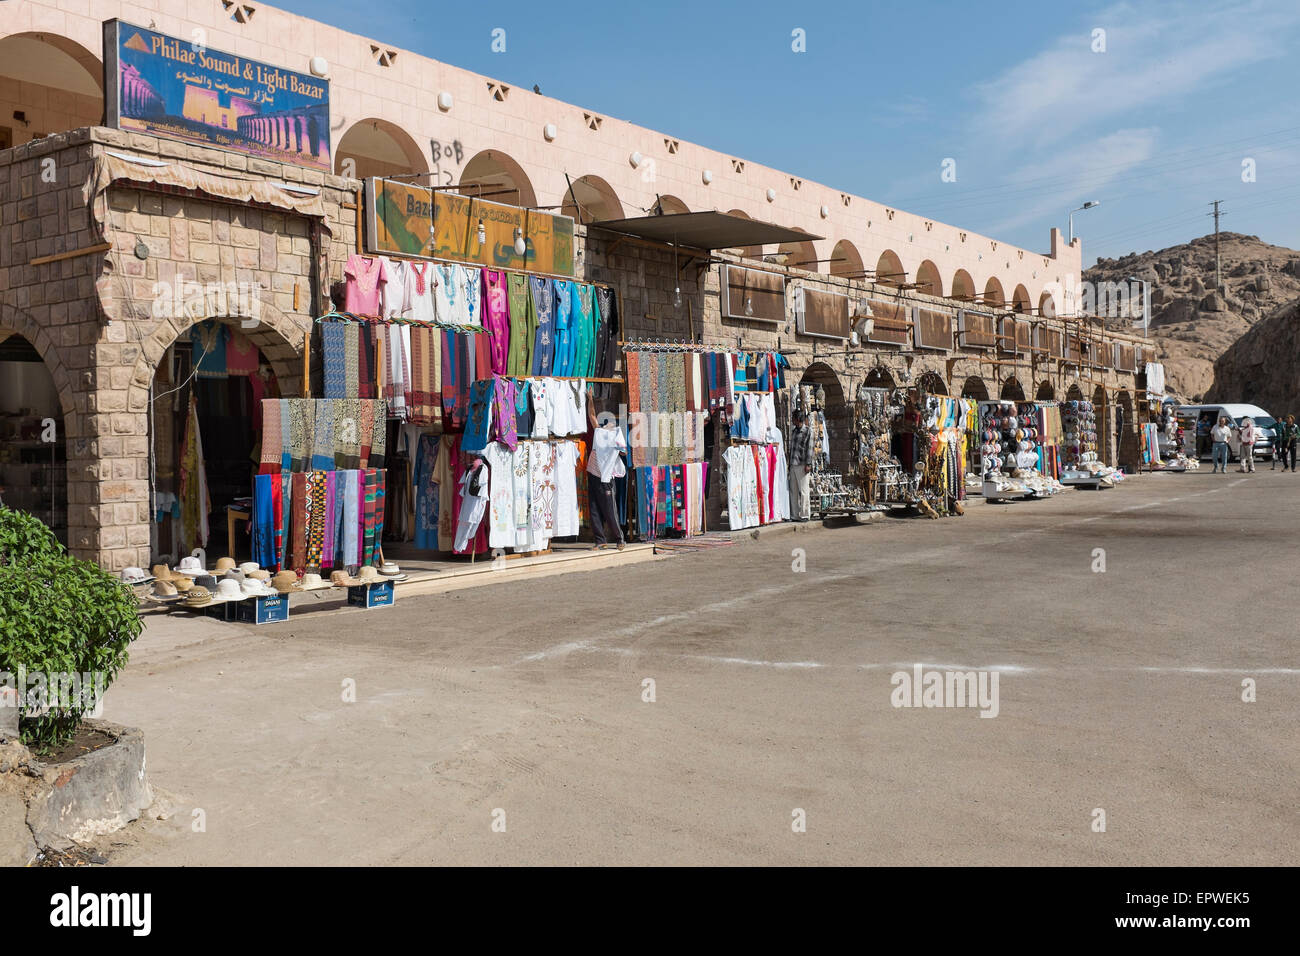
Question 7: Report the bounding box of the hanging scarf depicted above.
[290,472,308,571]
[321,321,348,398]
[343,323,360,398]
[370,399,388,470]
[306,470,327,567]
[362,469,379,565]
[321,471,337,569]
[178,393,210,552]
[259,398,281,474]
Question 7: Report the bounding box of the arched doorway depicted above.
[862,366,896,390]
[0,33,103,148]
[830,239,864,279]
[1066,383,1084,402]
[952,269,975,301]
[1013,284,1032,314]
[1000,376,1026,401]
[562,175,624,223]
[916,260,943,297]
[1036,381,1056,400]
[960,375,989,401]
[0,331,69,544]
[1116,389,1134,468]
[335,118,428,180]
[146,317,301,564]
[984,277,1006,308]
[875,250,905,288]
[918,371,948,395]
[1093,385,1110,465]
[799,362,848,476]
[459,149,538,208]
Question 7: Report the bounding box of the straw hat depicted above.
[147,579,183,603]
[213,579,244,602]
[248,569,272,582]
[214,557,237,572]
[377,561,407,582]
[173,555,204,576]
[239,578,277,598]
[180,586,217,608]
[354,565,382,585]
[330,569,362,587]
[271,570,303,592]
[299,572,333,591]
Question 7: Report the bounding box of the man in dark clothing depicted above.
[788,411,814,521]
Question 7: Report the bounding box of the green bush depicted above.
[0,505,143,750]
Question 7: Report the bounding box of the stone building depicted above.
[0,1,1151,569]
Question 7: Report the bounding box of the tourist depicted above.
[1237,417,1257,473]
[788,411,814,521]
[1210,416,1233,473]
[1278,415,1299,472]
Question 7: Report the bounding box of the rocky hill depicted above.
[1207,297,1300,416]
[1084,233,1300,400]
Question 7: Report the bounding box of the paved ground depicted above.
[103,469,1299,865]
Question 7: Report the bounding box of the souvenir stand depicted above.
[851,387,913,509]
[798,382,869,517]
[976,400,1065,501]
[1059,398,1103,488]
[621,341,791,535]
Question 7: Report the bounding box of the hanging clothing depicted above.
[506,273,533,376]
[570,283,595,378]
[454,459,490,552]
[529,276,556,375]
[344,255,387,315]
[414,434,440,551]
[178,393,210,552]
[553,441,580,537]
[482,442,515,550]
[551,279,573,377]
[462,380,495,454]
[482,269,511,374]
[190,322,228,379]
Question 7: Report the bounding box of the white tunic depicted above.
[552,440,580,537]
[482,442,516,549]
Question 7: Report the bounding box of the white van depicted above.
[1178,404,1277,460]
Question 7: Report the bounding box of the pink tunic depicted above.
[482,269,511,375]
[344,255,388,316]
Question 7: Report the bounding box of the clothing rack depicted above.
[346,250,618,291]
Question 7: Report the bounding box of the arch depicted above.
[653,194,690,215]
[1093,385,1110,464]
[459,149,537,209]
[335,118,428,180]
[875,249,905,288]
[1039,291,1057,318]
[1066,383,1084,402]
[799,362,849,477]
[960,375,989,401]
[1035,381,1055,400]
[999,376,1025,400]
[918,370,948,396]
[862,366,896,390]
[983,277,1006,308]
[916,260,943,297]
[562,174,624,223]
[0,33,104,147]
[777,228,819,272]
[952,269,975,301]
[725,209,764,260]
[1012,284,1032,314]
[829,239,864,279]
[128,305,305,415]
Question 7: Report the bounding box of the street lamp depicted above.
[1125,274,1149,338]
[1068,200,1100,243]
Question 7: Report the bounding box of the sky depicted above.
[276,0,1300,264]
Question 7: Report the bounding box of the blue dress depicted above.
[552,280,573,377]
[529,276,555,376]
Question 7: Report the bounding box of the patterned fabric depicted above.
[483,269,511,374]
[408,324,441,427]
[530,276,555,375]
[371,398,388,469]
[490,377,518,451]
[434,436,457,551]
[506,273,532,376]
[343,323,360,398]
[552,280,573,377]
[311,399,334,471]
[290,472,308,571]
[462,380,494,454]
[289,399,314,472]
[358,400,374,469]
[259,399,281,473]
[270,473,285,571]
[357,321,376,399]
[321,321,347,398]
[662,352,686,466]
[336,399,361,470]
[306,470,327,567]
[321,471,337,569]
[593,287,619,399]
[625,352,644,468]
[341,470,360,566]
[414,434,440,551]
[362,469,378,565]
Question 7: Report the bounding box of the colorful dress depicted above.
[529,276,556,375]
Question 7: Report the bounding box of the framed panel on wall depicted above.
[997,317,1021,355]
[863,296,910,346]
[957,309,996,349]
[721,264,786,324]
[797,286,850,339]
[913,308,953,351]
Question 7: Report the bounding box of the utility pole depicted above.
[1208,200,1223,290]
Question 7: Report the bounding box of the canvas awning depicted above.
[588,211,822,250]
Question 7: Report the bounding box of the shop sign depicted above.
[796,286,850,339]
[103,20,331,171]
[721,265,786,323]
[957,309,996,349]
[863,297,910,346]
[913,308,952,351]
[365,178,575,276]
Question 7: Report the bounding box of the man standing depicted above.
[789,410,813,521]
[1238,417,1257,473]
[1210,416,1233,473]
[1278,415,1299,472]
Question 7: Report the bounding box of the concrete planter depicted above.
[23,721,152,853]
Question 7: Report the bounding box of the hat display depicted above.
[193,573,220,591]
[171,575,194,591]
[239,578,277,598]
[214,557,237,572]
[377,561,407,582]
[120,566,153,586]
[147,579,183,603]
[271,571,303,592]
[354,565,382,585]
[213,579,244,602]
[222,568,247,583]
[174,555,204,576]
[330,569,362,587]
[248,569,272,582]
[238,562,261,576]
[299,573,333,591]
[181,586,217,608]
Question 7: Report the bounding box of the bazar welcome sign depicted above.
[103,20,331,171]
[365,178,575,276]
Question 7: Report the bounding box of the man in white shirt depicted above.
[1210,416,1233,473]
[587,408,627,549]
